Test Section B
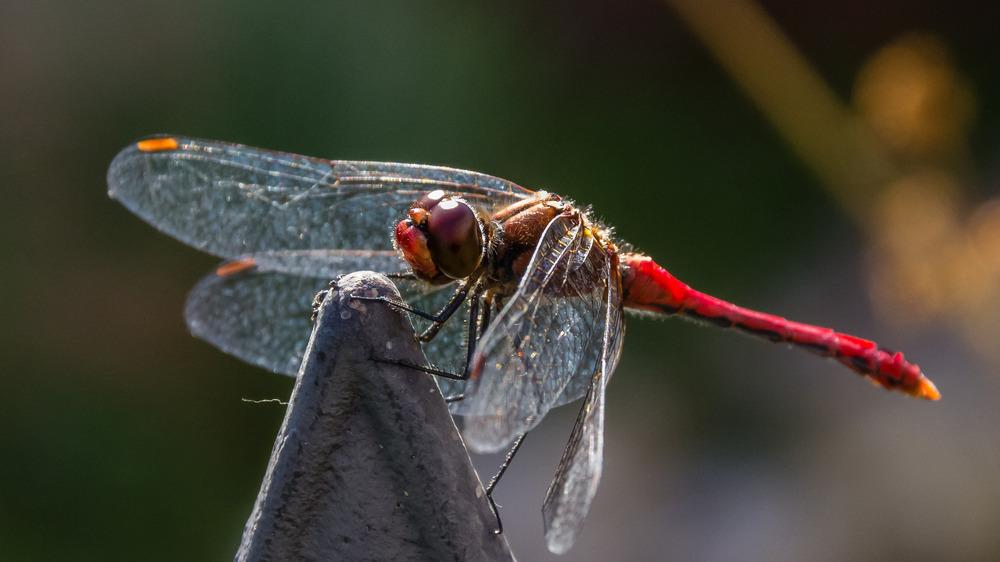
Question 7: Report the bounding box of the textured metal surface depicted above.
[235,272,514,561]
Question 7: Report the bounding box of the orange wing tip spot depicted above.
[216,258,257,276]
[137,137,180,152]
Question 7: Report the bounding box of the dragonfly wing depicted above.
[108,136,534,260]
[459,213,614,452]
[542,257,625,555]
[550,347,603,409]
[185,266,328,375]
[184,250,458,376]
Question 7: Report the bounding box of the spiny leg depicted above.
[486,433,527,536]
[369,289,486,383]
[351,280,471,342]
[416,283,472,342]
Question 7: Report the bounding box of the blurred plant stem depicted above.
[665,0,896,217]
[665,0,1000,366]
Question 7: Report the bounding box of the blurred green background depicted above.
[3,1,999,560]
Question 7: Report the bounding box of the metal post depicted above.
[236,271,514,561]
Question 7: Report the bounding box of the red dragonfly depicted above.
[108,136,939,554]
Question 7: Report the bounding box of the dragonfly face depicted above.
[395,189,486,283]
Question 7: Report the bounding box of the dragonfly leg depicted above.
[310,289,330,321]
[369,356,469,381]
[431,290,493,380]
[365,287,485,383]
[350,282,471,342]
[485,433,527,536]
[368,291,485,382]
[384,271,418,280]
[361,282,501,390]
[415,284,472,342]
[458,291,494,372]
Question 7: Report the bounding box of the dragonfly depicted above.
[108,136,939,555]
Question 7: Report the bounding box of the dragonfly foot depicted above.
[310,290,330,321]
[487,494,504,536]
[350,292,412,312]
[369,355,469,381]
[350,290,461,326]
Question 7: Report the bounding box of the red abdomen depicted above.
[618,254,939,400]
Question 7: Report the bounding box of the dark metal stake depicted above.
[235,271,514,562]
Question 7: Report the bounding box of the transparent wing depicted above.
[459,213,614,452]
[108,136,534,260]
[184,250,460,376]
[542,257,625,555]
[186,267,328,375]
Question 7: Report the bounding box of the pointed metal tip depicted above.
[236,271,514,561]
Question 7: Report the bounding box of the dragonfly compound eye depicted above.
[425,199,483,279]
[414,189,447,211]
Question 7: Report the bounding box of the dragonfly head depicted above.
[395,190,485,283]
